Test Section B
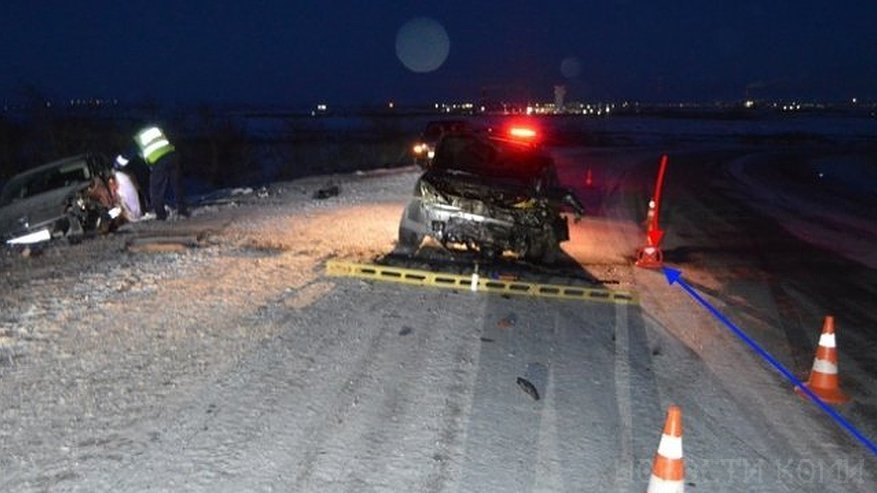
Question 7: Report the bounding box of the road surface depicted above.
[1,139,875,492]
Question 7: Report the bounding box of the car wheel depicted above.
[526,227,559,265]
[541,226,562,265]
[65,214,85,245]
[525,237,544,263]
[540,241,560,265]
[397,226,423,255]
[480,246,503,261]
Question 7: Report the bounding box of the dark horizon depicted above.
[2,2,876,107]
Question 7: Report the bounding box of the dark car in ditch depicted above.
[398,125,584,264]
[0,153,123,246]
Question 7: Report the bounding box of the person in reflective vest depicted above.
[133,125,187,220]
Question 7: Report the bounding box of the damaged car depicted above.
[411,119,472,168]
[0,153,125,246]
[398,125,584,264]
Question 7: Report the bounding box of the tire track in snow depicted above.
[293,287,481,492]
[531,310,563,492]
[457,297,557,492]
[613,301,636,488]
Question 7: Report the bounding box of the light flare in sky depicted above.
[395,17,450,73]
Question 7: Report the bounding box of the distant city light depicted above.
[18,92,868,119]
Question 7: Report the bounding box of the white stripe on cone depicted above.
[647,475,684,493]
[656,434,683,460]
[812,359,839,374]
[818,332,836,348]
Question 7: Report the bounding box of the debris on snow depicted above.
[497,313,517,329]
[313,183,340,199]
[516,377,540,401]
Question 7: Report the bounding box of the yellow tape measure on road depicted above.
[325,260,638,305]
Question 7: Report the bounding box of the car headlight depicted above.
[7,228,52,245]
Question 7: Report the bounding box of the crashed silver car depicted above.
[398,126,584,264]
[0,154,123,246]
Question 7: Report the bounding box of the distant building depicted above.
[554,85,566,112]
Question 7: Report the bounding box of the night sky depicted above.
[2,1,875,106]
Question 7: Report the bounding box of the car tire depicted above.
[397,226,423,255]
[65,214,85,245]
[480,246,503,261]
[526,227,559,265]
[540,240,560,265]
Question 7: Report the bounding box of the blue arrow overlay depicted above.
[662,267,877,456]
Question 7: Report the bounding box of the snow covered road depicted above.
[1,140,876,492]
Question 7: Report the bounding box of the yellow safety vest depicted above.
[134,126,176,165]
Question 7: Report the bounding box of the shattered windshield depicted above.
[431,134,551,185]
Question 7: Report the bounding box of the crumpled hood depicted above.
[421,169,538,208]
[0,183,85,238]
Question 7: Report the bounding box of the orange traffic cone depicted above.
[635,199,664,269]
[795,316,850,404]
[635,244,664,269]
[647,405,685,493]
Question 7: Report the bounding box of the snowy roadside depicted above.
[727,154,877,269]
[0,166,421,491]
[629,148,877,490]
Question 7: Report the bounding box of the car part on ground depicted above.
[398,126,584,265]
[0,154,133,247]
